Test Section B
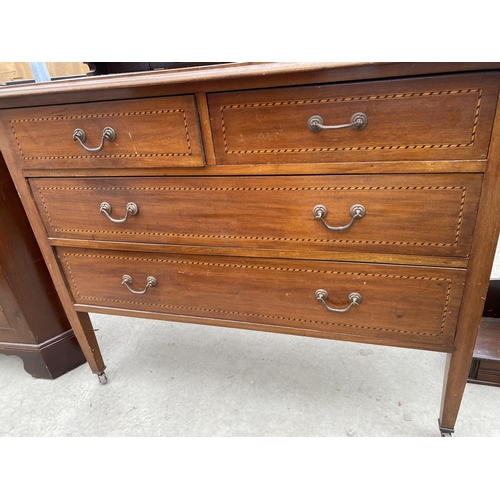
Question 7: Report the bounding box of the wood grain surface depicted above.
[57,247,465,349]
[1,63,499,431]
[31,173,482,258]
[209,72,499,164]
[3,95,205,169]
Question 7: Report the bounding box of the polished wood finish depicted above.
[0,151,85,378]
[30,173,481,258]
[19,160,489,178]
[439,92,500,432]
[57,247,465,349]
[1,63,500,109]
[45,239,471,269]
[3,96,205,169]
[1,62,499,434]
[209,73,499,164]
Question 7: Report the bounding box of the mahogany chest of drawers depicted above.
[1,62,499,435]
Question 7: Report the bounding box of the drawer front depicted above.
[3,96,205,169]
[32,174,481,258]
[209,73,499,165]
[57,248,465,348]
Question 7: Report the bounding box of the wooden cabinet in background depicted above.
[0,152,85,378]
[468,279,500,386]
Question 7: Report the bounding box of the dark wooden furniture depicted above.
[468,279,500,386]
[0,150,85,378]
[0,62,499,435]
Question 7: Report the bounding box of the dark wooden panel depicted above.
[0,152,70,342]
[0,330,86,379]
[0,152,85,378]
[0,304,13,330]
[483,278,500,317]
[473,317,500,361]
[475,359,500,386]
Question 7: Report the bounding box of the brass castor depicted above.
[438,419,454,437]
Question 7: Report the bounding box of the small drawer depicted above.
[57,248,465,348]
[31,173,481,258]
[208,72,499,165]
[3,96,205,169]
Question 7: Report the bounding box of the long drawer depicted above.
[32,174,481,258]
[57,247,465,348]
[209,72,499,165]
[2,96,205,169]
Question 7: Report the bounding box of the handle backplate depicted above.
[313,204,366,231]
[100,201,138,224]
[73,126,116,152]
[308,112,368,132]
[315,289,362,313]
[121,275,157,295]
